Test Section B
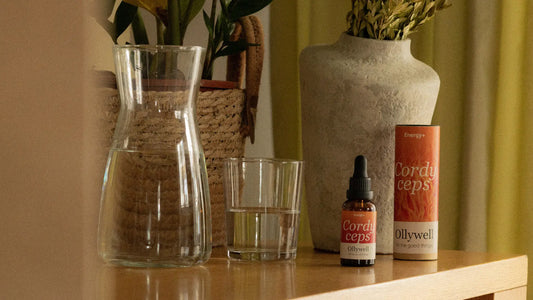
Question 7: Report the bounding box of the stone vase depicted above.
[299,33,439,253]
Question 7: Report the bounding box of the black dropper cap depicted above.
[346,155,374,200]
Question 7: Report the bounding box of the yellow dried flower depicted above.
[346,0,451,40]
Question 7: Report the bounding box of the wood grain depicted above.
[97,248,527,299]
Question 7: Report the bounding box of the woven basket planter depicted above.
[96,87,246,246]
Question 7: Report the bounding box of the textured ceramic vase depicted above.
[299,33,439,253]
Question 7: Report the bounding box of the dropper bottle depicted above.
[340,155,377,267]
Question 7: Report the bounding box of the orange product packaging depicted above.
[394,125,440,260]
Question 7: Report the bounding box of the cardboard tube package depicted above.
[394,125,440,260]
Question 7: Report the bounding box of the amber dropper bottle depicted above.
[340,155,377,267]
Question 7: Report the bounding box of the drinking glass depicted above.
[223,158,304,261]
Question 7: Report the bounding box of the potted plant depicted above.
[91,0,272,246]
[299,0,450,254]
[93,0,270,77]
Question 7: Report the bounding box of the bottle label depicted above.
[340,210,376,260]
[394,221,438,254]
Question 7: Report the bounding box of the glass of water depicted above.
[223,158,304,261]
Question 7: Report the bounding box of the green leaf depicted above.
[166,0,182,45]
[165,0,205,44]
[203,10,214,36]
[181,0,205,24]
[123,0,167,21]
[219,0,230,17]
[114,2,138,39]
[215,39,251,58]
[214,14,223,42]
[132,10,149,44]
[227,0,272,21]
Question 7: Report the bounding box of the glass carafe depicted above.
[98,45,211,267]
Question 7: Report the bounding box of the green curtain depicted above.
[271,0,532,294]
[270,0,349,246]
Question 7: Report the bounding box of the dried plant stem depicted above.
[347,0,451,40]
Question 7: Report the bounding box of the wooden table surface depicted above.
[96,247,527,299]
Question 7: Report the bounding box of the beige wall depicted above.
[0,1,85,299]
